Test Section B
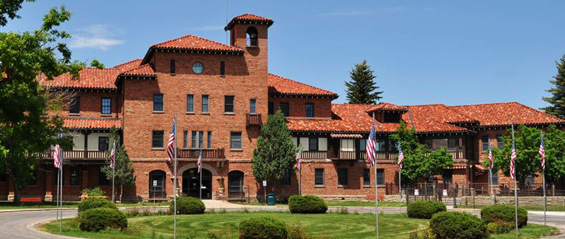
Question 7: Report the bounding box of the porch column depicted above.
[7,175,14,202]
[83,132,90,159]
[44,170,53,202]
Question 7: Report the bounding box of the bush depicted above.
[78,198,117,215]
[407,200,446,219]
[481,205,528,227]
[79,208,127,232]
[486,221,513,235]
[239,217,287,239]
[430,211,487,239]
[170,197,205,214]
[82,187,105,196]
[288,195,327,214]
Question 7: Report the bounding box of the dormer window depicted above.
[246,27,258,47]
[383,112,401,123]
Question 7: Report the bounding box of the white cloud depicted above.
[70,24,124,50]
[192,25,224,31]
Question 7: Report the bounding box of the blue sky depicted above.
[4,1,565,109]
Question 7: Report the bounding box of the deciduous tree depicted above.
[101,127,135,202]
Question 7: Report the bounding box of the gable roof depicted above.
[225,13,274,30]
[366,102,408,113]
[268,73,338,98]
[151,35,243,53]
[450,102,565,127]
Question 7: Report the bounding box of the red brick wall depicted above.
[269,97,332,119]
[49,91,120,119]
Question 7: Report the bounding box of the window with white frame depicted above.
[340,139,355,152]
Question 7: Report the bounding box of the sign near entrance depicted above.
[414,189,419,196]
[153,180,157,187]
[443,189,448,196]
[262,180,267,187]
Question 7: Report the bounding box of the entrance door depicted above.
[228,171,244,199]
[149,170,166,199]
[182,168,212,199]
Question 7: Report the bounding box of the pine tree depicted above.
[345,60,383,104]
[543,55,565,118]
[101,127,135,202]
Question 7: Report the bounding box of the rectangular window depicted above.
[481,135,490,152]
[305,103,314,118]
[448,138,457,150]
[443,170,453,185]
[224,96,235,113]
[220,61,225,76]
[281,169,291,186]
[340,139,354,152]
[186,95,194,113]
[338,168,348,186]
[70,166,80,186]
[230,132,242,149]
[363,168,370,186]
[98,137,109,151]
[388,140,398,152]
[376,169,385,186]
[99,167,110,186]
[279,102,290,117]
[207,131,212,149]
[376,139,385,151]
[315,169,324,186]
[491,171,499,185]
[170,59,176,74]
[360,139,367,152]
[268,102,274,115]
[153,94,164,112]
[101,97,111,114]
[250,99,256,114]
[69,96,80,114]
[191,131,204,149]
[496,135,504,148]
[319,137,328,151]
[152,130,164,148]
[202,95,209,113]
[308,138,318,152]
[183,131,188,149]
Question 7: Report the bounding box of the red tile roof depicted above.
[151,35,243,53]
[225,13,274,30]
[268,73,338,98]
[63,118,122,129]
[40,59,142,90]
[119,64,156,78]
[366,103,408,112]
[450,102,565,127]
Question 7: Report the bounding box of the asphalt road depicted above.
[0,205,563,239]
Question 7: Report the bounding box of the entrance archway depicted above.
[182,168,212,199]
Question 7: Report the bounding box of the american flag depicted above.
[167,117,177,163]
[397,143,404,171]
[365,119,376,167]
[109,141,116,169]
[539,137,545,171]
[296,150,302,171]
[510,142,517,180]
[53,145,61,169]
[488,149,494,171]
[197,150,202,173]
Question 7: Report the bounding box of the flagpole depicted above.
[56,161,60,222]
[373,113,379,239]
[541,132,547,227]
[489,144,494,205]
[59,147,63,232]
[200,149,203,200]
[299,167,302,196]
[398,170,402,213]
[511,123,518,238]
[173,115,178,239]
[112,141,116,203]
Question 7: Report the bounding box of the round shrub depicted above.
[170,197,205,214]
[481,205,528,227]
[78,198,117,215]
[239,217,287,239]
[486,221,513,235]
[407,200,446,219]
[430,211,487,239]
[79,208,127,232]
[288,195,328,214]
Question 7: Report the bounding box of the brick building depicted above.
[1,13,564,202]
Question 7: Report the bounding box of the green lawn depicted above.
[43,212,428,239]
[489,224,559,239]
[457,204,565,212]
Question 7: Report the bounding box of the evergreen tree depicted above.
[543,55,565,118]
[0,4,83,204]
[252,110,297,196]
[345,60,383,104]
[90,59,105,69]
[101,127,135,202]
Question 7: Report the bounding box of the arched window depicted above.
[246,27,258,47]
[149,170,166,199]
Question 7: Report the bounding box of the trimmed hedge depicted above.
[79,208,127,232]
[170,197,205,214]
[430,211,487,239]
[288,195,328,214]
[481,205,528,227]
[78,198,117,215]
[239,217,287,239]
[407,200,446,219]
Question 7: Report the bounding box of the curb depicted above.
[0,208,76,214]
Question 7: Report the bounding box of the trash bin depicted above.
[267,193,276,205]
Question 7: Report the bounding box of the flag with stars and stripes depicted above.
[366,119,376,167]
[53,131,63,169]
[197,150,203,173]
[109,141,116,169]
[488,148,494,171]
[539,137,545,171]
[296,150,302,171]
[510,142,517,180]
[397,143,404,171]
[167,117,177,163]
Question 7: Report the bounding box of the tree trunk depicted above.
[120,183,124,202]
[9,173,21,205]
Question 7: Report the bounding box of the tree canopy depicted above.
[542,55,565,119]
[390,122,453,185]
[101,127,135,202]
[345,60,383,104]
[90,59,105,69]
[0,0,33,27]
[252,110,297,188]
